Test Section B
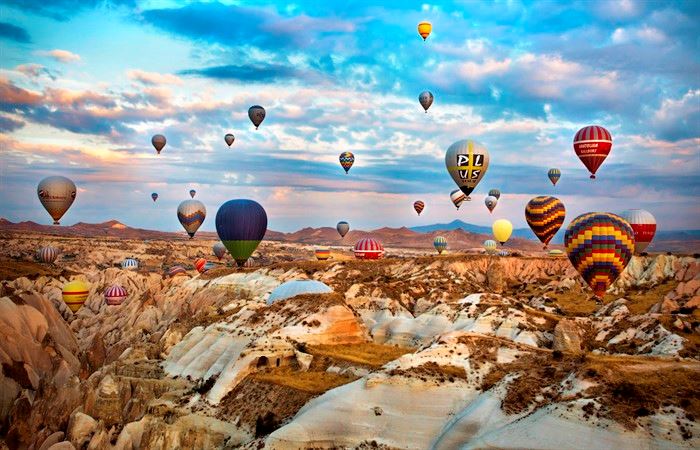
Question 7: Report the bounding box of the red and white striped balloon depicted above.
[36,246,59,263]
[353,238,384,260]
[620,209,657,253]
[104,284,127,306]
[194,258,207,273]
[573,125,612,179]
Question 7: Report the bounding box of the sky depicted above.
[0,0,698,234]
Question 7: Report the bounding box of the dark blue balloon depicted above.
[215,199,268,265]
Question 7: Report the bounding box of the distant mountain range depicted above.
[1,218,697,253]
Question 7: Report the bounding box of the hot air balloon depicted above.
[498,250,509,257]
[548,168,561,186]
[189,189,196,198]
[177,200,206,238]
[243,257,255,268]
[418,21,432,40]
[121,258,138,270]
[548,249,565,258]
[450,189,466,209]
[354,238,384,260]
[151,193,158,202]
[445,140,490,198]
[484,196,498,213]
[215,199,267,266]
[213,242,227,260]
[339,152,354,174]
[37,176,76,225]
[36,246,59,264]
[248,105,266,129]
[225,133,235,147]
[573,125,612,179]
[483,240,497,255]
[620,209,657,253]
[488,189,501,200]
[419,91,433,113]
[565,212,634,298]
[525,196,566,249]
[336,221,350,238]
[414,200,425,216]
[167,265,187,278]
[62,280,89,313]
[315,247,331,261]
[152,134,166,154]
[194,258,207,273]
[104,285,127,306]
[492,219,512,245]
[434,236,447,254]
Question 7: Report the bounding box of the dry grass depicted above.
[306,343,412,368]
[622,281,679,314]
[252,368,357,394]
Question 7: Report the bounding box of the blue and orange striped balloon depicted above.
[564,212,635,298]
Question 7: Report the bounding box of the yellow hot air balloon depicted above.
[418,21,432,40]
[492,219,513,245]
[62,280,89,313]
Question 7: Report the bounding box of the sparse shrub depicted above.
[552,350,563,360]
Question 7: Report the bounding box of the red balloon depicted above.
[573,125,612,179]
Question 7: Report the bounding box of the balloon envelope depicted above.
[152,134,166,154]
[434,236,447,254]
[445,140,490,197]
[339,152,354,174]
[354,238,384,260]
[151,193,158,202]
[573,125,612,179]
[419,91,433,112]
[104,285,127,306]
[525,196,566,249]
[62,280,89,313]
[37,176,76,225]
[488,189,501,200]
[225,133,235,147]
[248,105,266,129]
[565,212,634,298]
[492,219,513,245]
[213,242,227,260]
[36,246,59,264]
[121,258,138,270]
[450,189,466,209]
[215,199,268,266]
[414,200,425,216]
[548,168,561,186]
[417,21,432,40]
[620,209,656,253]
[177,200,206,238]
[315,246,331,260]
[336,221,350,237]
[483,240,497,255]
[484,196,498,213]
[189,189,196,198]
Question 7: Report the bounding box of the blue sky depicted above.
[0,0,698,233]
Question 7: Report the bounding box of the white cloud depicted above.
[127,69,183,86]
[38,49,81,63]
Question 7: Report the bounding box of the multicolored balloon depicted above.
[213,242,227,260]
[620,209,656,253]
[189,189,196,198]
[336,221,350,238]
[177,200,206,238]
[339,152,355,174]
[483,240,497,255]
[548,249,565,258]
[419,91,433,113]
[354,238,384,260]
[414,200,425,216]
[215,199,267,266]
[152,134,166,154]
[36,246,59,264]
[225,133,235,147]
[121,258,138,270]
[104,285,127,306]
[450,189,466,209]
[565,212,634,298]
[488,189,501,200]
[248,105,266,129]
[573,125,612,179]
[37,176,76,225]
[445,140,490,198]
[315,247,331,261]
[151,193,158,202]
[62,280,89,313]
[525,196,566,249]
[484,196,498,213]
[548,168,561,186]
[194,258,207,273]
[492,219,512,245]
[418,21,432,40]
[167,265,187,278]
[434,236,447,254]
